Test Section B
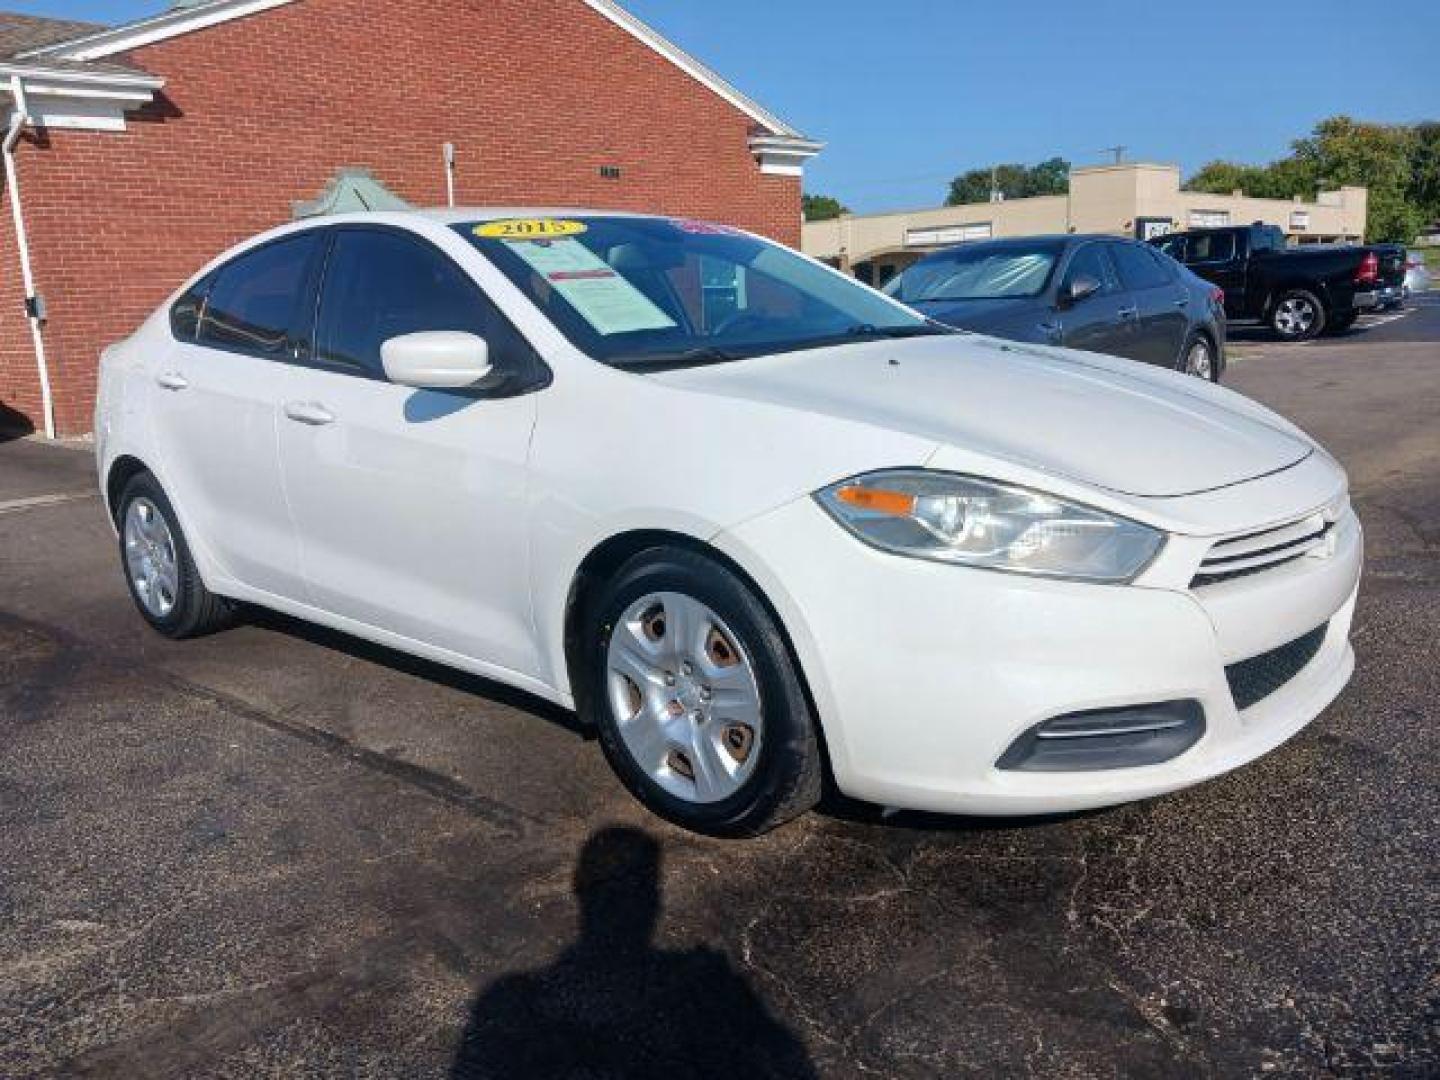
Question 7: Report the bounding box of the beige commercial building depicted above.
[804,163,1368,286]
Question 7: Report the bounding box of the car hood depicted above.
[906,296,1037,333]
[651,335,1311,498]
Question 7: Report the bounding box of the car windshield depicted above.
[457,216,947,369]
[884,241,1065,302]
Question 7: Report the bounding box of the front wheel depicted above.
[1271,289,1326,341]
[1179,334,1218,381]
[580,547,823,837]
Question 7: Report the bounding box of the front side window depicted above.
[198,233,320,357]
[1060,243,1119,294]
[315,229,526,379]
[458,216,943,368]
[1109,243,1173,291]
[886,241,1065,303]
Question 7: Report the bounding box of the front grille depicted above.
[1225,624,1328,711]
[1192,512,1332,588]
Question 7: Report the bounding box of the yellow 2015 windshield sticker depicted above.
[475,218,587,240]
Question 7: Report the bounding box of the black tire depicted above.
[1178,333,1219,381]
[117,472,235,639]
[579,546,823,837]
[1324,311,1359,336]
[1270,289,1326,341]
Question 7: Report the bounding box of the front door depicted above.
[1055,241,1137,359]
[149,232,322,599]
[275,227,542,676]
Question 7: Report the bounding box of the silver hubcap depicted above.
[1275,297,1316,336]
[123,498,179,618]
[605,592,763,804]
[1185,340,1213,379]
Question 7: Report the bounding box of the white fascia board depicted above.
[583,0,804,139]
[1,64,162,131]
[0,62,162,92]
[748,134,824,177]
[20,0,300,62]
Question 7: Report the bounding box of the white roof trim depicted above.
[19,0,301,62]
[582,0,804,138]
[0,62,163,91]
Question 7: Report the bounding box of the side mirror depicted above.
[1060,275,1102,307]
[381,331,493,389]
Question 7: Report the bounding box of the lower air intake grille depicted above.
[1225,624,1328,711]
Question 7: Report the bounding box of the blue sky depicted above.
[15,0,1439,213]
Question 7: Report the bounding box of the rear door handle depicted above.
[1117,306,1139,320]
[155,372,189,391]
[1174,296,1189,307]
[283,401,335,426]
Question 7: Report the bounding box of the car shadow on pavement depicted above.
[0,402,34,441]
[449,825,818,1080]
[241,606,592,739]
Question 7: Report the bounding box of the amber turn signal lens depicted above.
[835,485,916,517]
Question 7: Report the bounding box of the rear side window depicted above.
[169,276,210,341]
[314,229,533,381]
[1153,235,1187,261]
[1061,243,1120,294]
[1109,243,1173,290]
[198,234,320,357]
[1187,233,1235,262]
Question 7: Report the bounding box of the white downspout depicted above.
[4,75,54,440]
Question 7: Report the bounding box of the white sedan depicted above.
[96,210,1361,836]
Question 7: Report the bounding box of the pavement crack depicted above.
[0,609,544,838]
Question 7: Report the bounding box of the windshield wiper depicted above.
[839,323,957,339]
[615,346,747,372]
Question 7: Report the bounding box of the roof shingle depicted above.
[0,12,104,59]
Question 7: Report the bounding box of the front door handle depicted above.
[283,401,335,426]
[155,372,189,391]
[1117,306,1139,320]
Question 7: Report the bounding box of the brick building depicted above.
[0,0,820,437]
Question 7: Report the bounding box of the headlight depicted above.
[814,469,1164,583]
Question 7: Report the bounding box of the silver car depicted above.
[1404,251,1432,297]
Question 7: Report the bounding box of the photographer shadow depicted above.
[450,826,817,1079]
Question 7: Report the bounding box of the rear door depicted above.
[150,232,321,599]
[1183,230,1247,317]
[1054,241,1137,358]
[274,226,542,675]
[1108,241,1188,368]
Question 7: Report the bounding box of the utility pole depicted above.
[1099,145,1127,165]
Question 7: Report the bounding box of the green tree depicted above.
[802,194,848,222]
[1186,160,1268,196]
[946,158,1070,206]
[1292,116,1419,242]
[1407,121,1440,224]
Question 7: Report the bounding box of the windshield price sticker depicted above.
[475,219,588,240]
[506,238,676,336]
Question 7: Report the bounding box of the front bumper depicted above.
[715,491,1361,816]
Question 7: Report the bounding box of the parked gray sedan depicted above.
[883,235,1228,380]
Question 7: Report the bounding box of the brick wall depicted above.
[0,0,803,435]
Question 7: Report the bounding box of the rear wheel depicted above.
[118,472,234,639]
[580,547,822,837]
[1270,289,1326,341]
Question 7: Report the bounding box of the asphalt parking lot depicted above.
[2,300,1437,1078]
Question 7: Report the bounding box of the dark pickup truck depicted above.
[1151,225,1405,340]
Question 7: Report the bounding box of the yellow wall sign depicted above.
[475,219,588,240]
